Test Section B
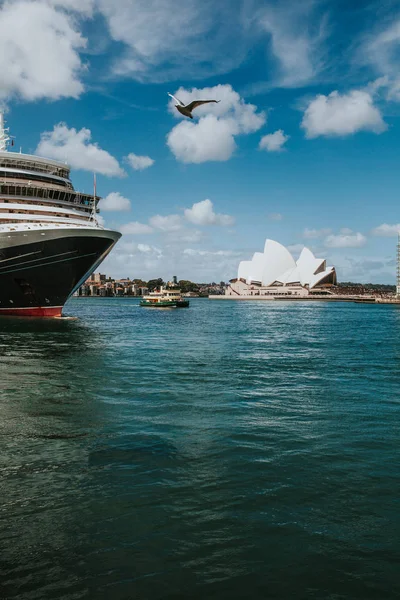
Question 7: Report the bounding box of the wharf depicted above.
[209,295,400,304]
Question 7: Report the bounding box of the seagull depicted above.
[168,92,220,119]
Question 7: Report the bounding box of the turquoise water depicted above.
[0,297,399,600]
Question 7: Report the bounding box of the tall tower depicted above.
[397,233,400,297]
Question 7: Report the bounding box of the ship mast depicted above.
[0,112,10,152]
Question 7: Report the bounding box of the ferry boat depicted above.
[0,114,121,317]
[140,287,190,307]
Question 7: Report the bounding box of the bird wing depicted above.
[186,100,220,112]
[168,92,185,106]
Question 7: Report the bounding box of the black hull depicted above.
[0,229,119,316]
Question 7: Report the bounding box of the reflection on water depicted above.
[0,317,108,600]
[0,298,399,600]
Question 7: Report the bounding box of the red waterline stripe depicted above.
[0,306,63,317]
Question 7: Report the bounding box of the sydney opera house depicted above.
[226,239,336,298]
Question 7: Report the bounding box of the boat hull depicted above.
[140,299,190,308]
[0,227,120,317]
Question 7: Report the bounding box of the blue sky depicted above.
[2,0,400,282]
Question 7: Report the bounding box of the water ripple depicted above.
[0,298,399,599]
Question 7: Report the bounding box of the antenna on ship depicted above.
[90,172,98,225]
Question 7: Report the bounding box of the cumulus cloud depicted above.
[301,90,387,138]
[0,1,86,102]
[125,152,154,171]
[184,199,234,226]
[99,192,131,212]
[303,227,332,239]
[36,123,125,177]
[372,223,400,237]
[324,232,367,248]
[120,221,154,235]
[101,237,241,282]
[149,214,183,232]
[268,213,283,221]
[167,84,265,163]
[103,240,163,276]
[259,130,289,152]
[167,116,237,164]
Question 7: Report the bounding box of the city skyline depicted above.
[3,0,400,282]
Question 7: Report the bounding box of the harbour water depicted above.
[0,298,399,599]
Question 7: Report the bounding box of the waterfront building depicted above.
[91,273,106,283]
[226,239,336,298]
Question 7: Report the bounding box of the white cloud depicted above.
[99,192,131,212]
[324,232,367,248]
[167,84,265,163]
[372,223,400,237]
[257,2,327,88]
[119,241,162,256]
[120,221,154,235]
[149,214,183,232]
[301,90,387,138]
[101,236,240,282]
[303,227,331,239]
[360,20,400,101]
[167,116,237,164]
[36,123,125,177]
[137,243,160,254]
[47,0,95,15]
[125,152,154,171]
[183,249,238,257]
[340,227,353,235]
[332,254,395,284]
[174,230,204,244]
[268,213,283,221]
[167,84,265,131]
[184,199,234,227]
[259,130,289,152]
[96,1,250,82]
[0,1,86,102]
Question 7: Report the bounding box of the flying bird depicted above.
[168,92,220,119]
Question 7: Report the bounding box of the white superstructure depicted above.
[0,113,100,231]
[0,113,120,317]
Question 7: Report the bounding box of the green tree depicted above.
[178,280,199,293]
[147,278,164,291]
[133,278,148,287]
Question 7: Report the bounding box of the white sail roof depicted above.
[248,252,266,283]
[238,260,252,281]
[237,239,336,289]
[261,239,296,286]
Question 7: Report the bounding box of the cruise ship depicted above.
[0,114,121,316]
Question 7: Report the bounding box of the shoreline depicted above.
[208,294,400,304]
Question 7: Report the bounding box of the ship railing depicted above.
[0,184,94,206]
